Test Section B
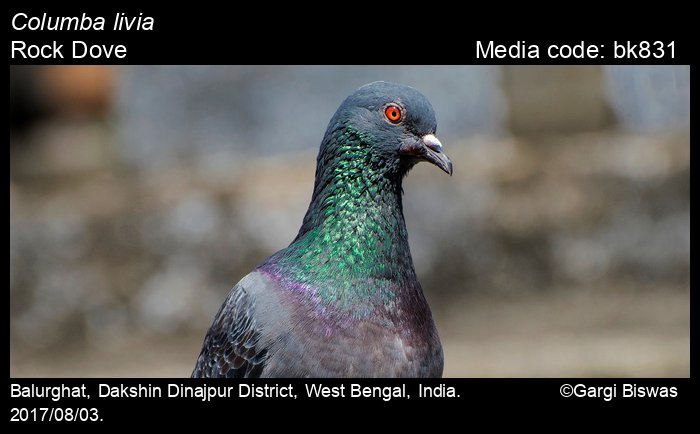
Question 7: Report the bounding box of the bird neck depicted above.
[260,129,418,312]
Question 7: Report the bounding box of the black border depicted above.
[7,8,693,64]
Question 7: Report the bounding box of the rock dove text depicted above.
[10,12,155,60]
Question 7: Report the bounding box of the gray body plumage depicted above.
[192,271,443,377]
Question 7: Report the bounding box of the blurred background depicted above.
[10,66,689,377]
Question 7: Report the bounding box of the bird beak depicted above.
[400,134,453,175]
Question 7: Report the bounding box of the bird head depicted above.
[322,81,453,177]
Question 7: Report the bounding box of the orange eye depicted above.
[384,104,402,123]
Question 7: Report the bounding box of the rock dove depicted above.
[192,81,452,378]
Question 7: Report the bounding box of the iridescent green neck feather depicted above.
[261,127,417,312]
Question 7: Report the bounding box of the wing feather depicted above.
[192,281,268,378]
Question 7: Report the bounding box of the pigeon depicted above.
[192,81,452,378]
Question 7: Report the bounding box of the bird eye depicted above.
[384,104,403,123]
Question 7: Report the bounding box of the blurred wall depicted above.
[115,66,506,166]
[10,66,690,376]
